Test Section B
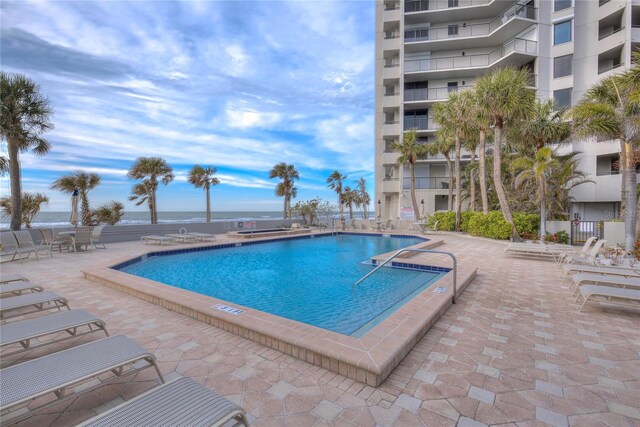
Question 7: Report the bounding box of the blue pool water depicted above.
[117,234,445,336]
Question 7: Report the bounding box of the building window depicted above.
[448,0,459,7]
[448,25,459,36]
[447,82,458,93]
[554,20,572,45]
[554,0,572,11]
[553,88,572,109]
[553,54,573,78]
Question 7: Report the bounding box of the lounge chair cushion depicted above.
[0,291,69,315]
[0,281,44,296]
[78,377,249,427]
[578,285,640,312]
[0,274,28,284]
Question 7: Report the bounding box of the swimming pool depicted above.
[116,233,445,336]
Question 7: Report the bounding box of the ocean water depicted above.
[0,210,374,228]
[118,234,441,336]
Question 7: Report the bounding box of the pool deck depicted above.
[1,232,639,426]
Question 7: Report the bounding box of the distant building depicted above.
[375,0,640,221]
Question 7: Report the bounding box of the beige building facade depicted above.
[375,0,640,222]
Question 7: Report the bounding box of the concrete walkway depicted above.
[1,233,638,426]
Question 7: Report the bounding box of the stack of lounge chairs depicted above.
[141,229,217,246]
[0,273,249,426]
[560,265,640,312]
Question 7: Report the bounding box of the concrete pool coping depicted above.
[83,231,477,386]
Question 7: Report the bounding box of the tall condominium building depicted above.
[375,0,639,222]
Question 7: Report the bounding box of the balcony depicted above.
[382,178,401,193]
[404,0,512,25]
[404,37,537,80]
[404,85,474,104]
[382,64,401,80]
[382,151,400,165]
[404,3,536,51]
[402,176,451,190]
[403,116,436,132]
[383,35,401,51]
[383,93,401,108]
[383,121,401,135]
[383,5,401,22]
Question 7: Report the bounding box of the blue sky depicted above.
[0,0,375,212]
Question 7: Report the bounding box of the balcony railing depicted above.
[599,0,611,5]
[404,2,536,42]
[404,85,473,102]
[598,62,624,75]
[403,116,436,130]
[404,37,537,72]
[403,176,451,190]
[405,0,491,13]
[598,26,624,41]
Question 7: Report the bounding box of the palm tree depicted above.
[269,163,299,219]
[327,170,348,225]
[51,171,101,226]
[128,157,174,224]
[433,90,474,230]
[512,147,560,238]
[509,99,571,153]
[390,129,429,221]
[570,75,639,250]
[91,201,125,225]
[128,180,154,223]
[0,72,54,231]
[467,89,493,214]
[475,67,536,239]
[546,152,594,220]
[341,187,358,220]
[356,178,371,219]
[188,165,220,223]
[0,192,49,228]
[428,132,455,211]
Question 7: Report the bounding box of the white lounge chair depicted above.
[561,265,639,281]
[563,239,607,266]
[0,281,44,297]
[0,232,20,261]
[0,273,28,284]
[504,243,571,261]
[557,236,596,263]
[78,377,249,427]
[8,230,43,261]
[73,227,96,251]
[166,233,199,243]
[37,228,73,255]
[0,291,70,320]
[577,285,640,312]
[0,309,108,358]
[141,235,174,246]
[186,232,217,242]
[0,335,164,423]
[569,273,640,296]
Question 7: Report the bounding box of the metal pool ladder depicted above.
[352,249,458,304]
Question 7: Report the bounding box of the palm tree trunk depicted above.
[283,197,288,220]
[539,179,547,239]
[80,193,91,226]
[151,189,157,225]
[8,139,22,231]
[205,184,211,223]
[493,125,517,239]
[478,130,489,215]
[454,135,462,231]
[470,148,477,212]
[410,163,420,221]
[445,154,453,211]
[624,141,638,251]
[147,201,153,223]
[349,203,354,220]
[620,139,626,218]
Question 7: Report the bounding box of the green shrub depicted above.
[426,210,540,240]
[544,230,569,244]
[513,213,539,236]
[426,211,456,231]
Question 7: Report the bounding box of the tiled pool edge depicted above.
[83,263,476,386]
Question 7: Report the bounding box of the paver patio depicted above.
[1,232,638,426]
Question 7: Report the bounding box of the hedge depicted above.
[426,211,540,240]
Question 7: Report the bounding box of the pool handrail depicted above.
[352,249,458,304]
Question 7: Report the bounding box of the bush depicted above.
[425,210,540,240]
[425,211,456,231]
[513,213,539,236]
[543,230,569,244]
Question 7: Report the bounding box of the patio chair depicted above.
[78,377,249,427]
[90,225,106,249]
[141,235,174,246]
[0,335,164,423]
[576,285,640,312]
[0,309,109,358]
[0,291,70,320]
[503,243,568,261]
[563,239,607,266]
[561,265,639,281]
[569,273,640,296]
[73,227,96,251]
[166,233,198,243]
[0,273,28,284]
[557,236,596,264]
[186,232,217,242]
[13,230,44,261]
[0,281,44,297]
[37,228,73,254]
[0,232,19,261]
